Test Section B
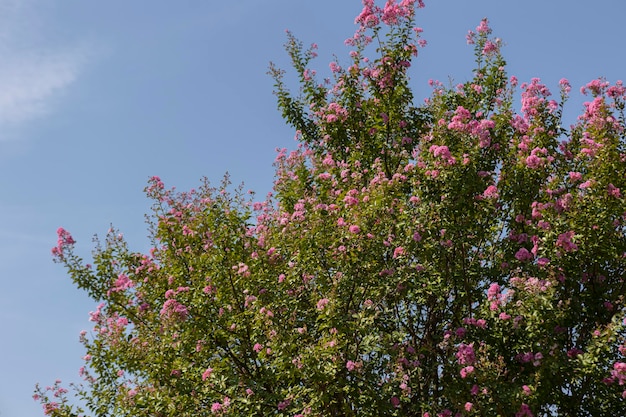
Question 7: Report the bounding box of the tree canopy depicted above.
[36,1,626,416]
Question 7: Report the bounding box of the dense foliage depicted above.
[36,1,626,415]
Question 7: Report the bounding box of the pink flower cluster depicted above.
[611,362,626,385]
[456,343,476,365]
[160,299,189,321]
[355,0,420,28]
[520,78,554,119]
[429,144,456,165]
[446,106,495,147]
[555,230,578,253]
[51,227,75,259]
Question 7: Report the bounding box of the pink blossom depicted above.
[390,396,400,408]
[316,298,330,311]
[460,366,475,378]
[51,227,76,259]
[579,180,595,189]
[482,185,499,199]
[318,172,332,180]
[456,343,476,365]
[608,183,622,198]
[515,403,534,417]
[429,144,456,165]
[487,283,500,300]
[537,257,550,267]
[349,225,361,234]
[111,273,133,293]
[202,367,213,381]
[277,399,291,410]
[476,18,491,34]
[160,299,188,321]
[556,230,578,252]
[464,402,473,411]
[515,248,533,262]
[43,402,60,415]
[482,40,499,55]
[355,1,379,28]
[611,362,626,385]
[393,246,405,258]
[525,154,543,169]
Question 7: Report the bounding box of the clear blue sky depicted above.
[1,1,624,416]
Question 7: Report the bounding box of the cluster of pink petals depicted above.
[51,227,76,258]
[355,0,421,28]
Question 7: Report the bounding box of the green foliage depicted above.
[37,1,626,416]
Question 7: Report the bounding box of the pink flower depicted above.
[515,248,533,262]
[482,40,499,55]
[537,257,550,267]
[51,227,76,259]
[318,172,332,180]
[611,362,626,385]
[111,273,133,293]
[43,402,60,415]
[465,402,473,411]
[253,343,263,353]
[515,403,534,417]
[202,367,213,381]
[456,343,476,365]
[429,144,456,165]
[316,298,330,311]
[482,185,499,199]
[277,399,291,410]
[525,154,543,169]
[568,171,582,182]
[390,396,400,408]
[476,18,491,34]
[393,246,405,258]
[160,299,188,321]
[487,283,500,300]
[460,366,475,378]
[608,183,622,198]
[355,1,379,28]
[579,180,594,189]
[349,225,361,234]
[556,230,578,253]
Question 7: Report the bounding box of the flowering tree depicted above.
[35,1,626,416]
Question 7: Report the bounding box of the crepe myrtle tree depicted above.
[36,1,626,416]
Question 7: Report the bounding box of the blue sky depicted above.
[1,1,624,416]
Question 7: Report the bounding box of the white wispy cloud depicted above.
[0,0,88,133]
